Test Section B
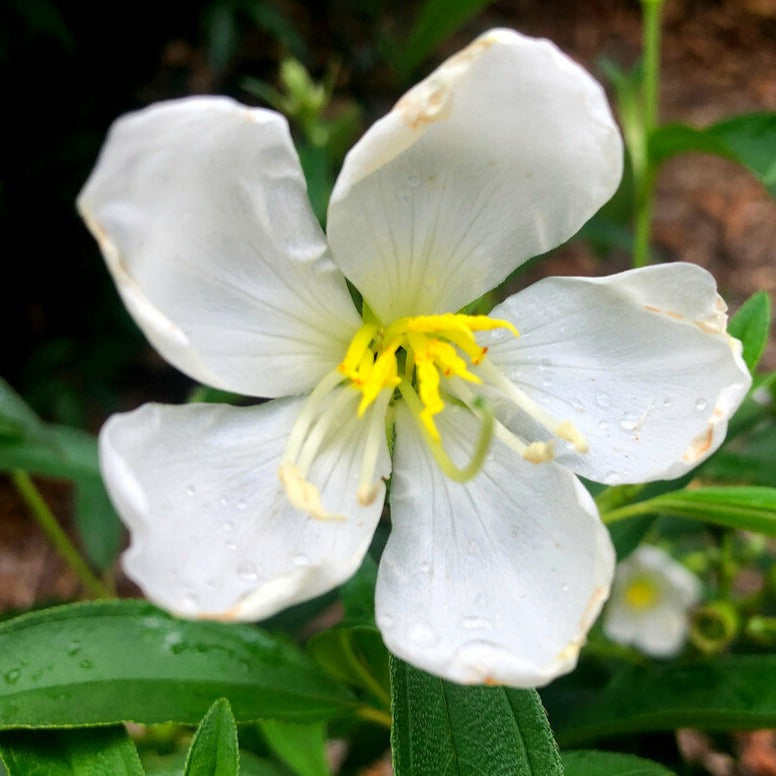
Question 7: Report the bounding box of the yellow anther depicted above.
[278,462,344,521]
[555,420,589,454]
[522,441,555,464]
[339,322,378,382]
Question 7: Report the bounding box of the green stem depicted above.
[599,497,656,525]
[10,470,111,599]
[356,704,392,729]
[632,0,666,268]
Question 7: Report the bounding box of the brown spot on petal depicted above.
[483,676,501,686]
[683,424,714,463]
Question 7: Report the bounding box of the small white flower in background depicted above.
[78,28,750,688]
[603,544,703,657]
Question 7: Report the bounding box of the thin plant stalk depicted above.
[632,0,666,268]
[11,469,112,599]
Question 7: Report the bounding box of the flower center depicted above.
[624,576,661,610]
[278,310,589,520]
[338,313,518,442]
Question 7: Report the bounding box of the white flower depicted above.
[77,29,750,688]
[603,544,703,657]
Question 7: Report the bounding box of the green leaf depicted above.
[649,113,776,197]
[562,749,676,775]
[393,0,495,81]
[602,486,776,535]
[73,476,123,570]
[556,655,776,746]
[728,290,772,372]
[0,378,46,442]
[391,657,562,776]
[0,600,355,729]
[339,554,378,626]
[0,726,144,776]
[258,720,329,776]
[184,699,239,776]
[307,627,390,706]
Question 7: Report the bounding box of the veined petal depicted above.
[79,97,360,398]
[100,399,390,621]
[327,28,622,321]
[376,403,614,687]
[484,263,751,484]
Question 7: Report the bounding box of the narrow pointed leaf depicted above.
[649,113,776,198]
[556,655,776,746]
[562,750,676,775]
[728,290,771,372]
[0,726,144,776]
[391,657,562,775]
[0,600,355,729]
[603,486,776,535]
[184,699,239,776]
[258,720,330,776]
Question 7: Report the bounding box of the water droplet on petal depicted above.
[462,616,493,630]
[67,640,82,657]
[219,495,230,507]
[540,358,552,370]
[237,562,258,581]
[225,540,237,551]
[620,412,639,431]
[542,377,552,388]
[474,593,489,608]
[407,172,420,187]
[377,614,394,630]
[4,669,21,685]
[293,554,310,567]
[604,471,620,485]
[236,499,247,511]
[419,560,432,574]
[79,660,93,670]
[695,398,708,411]
[663,398,673,408]
[409,623,438,646]
[561,583,569,592]
[221,520,235,534]
[596,393,611,409]
[185,484,196,497]
[598,420,608,432]
[571,398,584,413]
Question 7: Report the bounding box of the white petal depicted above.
[100,398,390,621]
[375,402,614,687]
[484,263,751,484]
[327,28,622,321]
[79,97,360,397]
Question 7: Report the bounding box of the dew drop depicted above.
[378,614,394,630]
[185,484,196,497]
[183,591,200,610]
[293,553,311,567]
[79,660,94,670]
[474,592,489,608]
[561,583,569,592]
[596,393,611,409]
[225,540,237,551]
[620,412,639,431]
[598,420,608,432]
[407,172,420,187]
[219,495,230,507]
[695,398,708,411]
[221,520,235,534]
[663,398,673,408]
[419,560,432,574]
[539,357,552,370]
[3,669,21,685]
[462,616,493,630]
[542,377,552,388]
[571,398,584,413]
[236,499,247,511]
[409,623,438,646]
[604,471,620,485]
[67,639,82,657]
[237,562,259,581]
